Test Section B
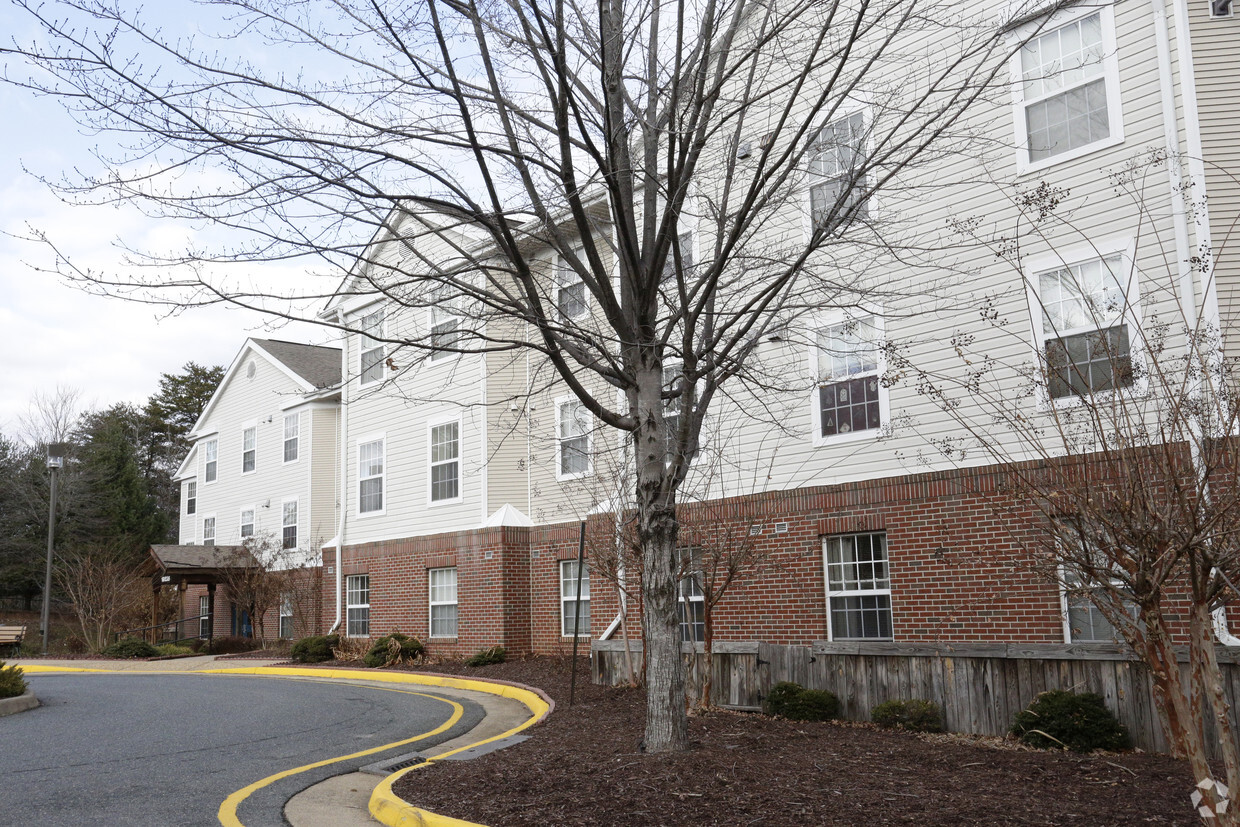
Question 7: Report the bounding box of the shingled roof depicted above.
[251,339,341,389]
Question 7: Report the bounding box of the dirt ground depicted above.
[383,655,1201,826]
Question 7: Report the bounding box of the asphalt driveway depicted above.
[0,672,484,827]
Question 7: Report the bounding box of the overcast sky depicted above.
[0,4,326,438]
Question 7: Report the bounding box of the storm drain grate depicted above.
[360,752,428,776]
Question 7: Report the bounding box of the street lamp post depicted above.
[41,442,67,655]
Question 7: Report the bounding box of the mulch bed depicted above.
[381,655,1200,826]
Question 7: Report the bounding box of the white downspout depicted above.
[328,308,349,634]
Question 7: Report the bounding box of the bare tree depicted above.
[910,152,1240,821]
[216,535,316,645]
[4,0,1022,751]
[55,544,148,652]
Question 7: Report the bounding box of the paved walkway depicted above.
[12,656,534,827]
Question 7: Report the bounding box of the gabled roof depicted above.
[250,339,341,389]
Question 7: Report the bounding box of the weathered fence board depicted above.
[592,639,1240,759]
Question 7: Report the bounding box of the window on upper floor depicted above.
[242,426,256,474]
[429,421,460,503]
[346,574,370,637]
[185,481,197,515]
[203,439,218,483]
[1012,7,1122,169]
[429,284,463,361]
[282,500,298,550]
[809,111,868,231]
[283,414,299,463]
[358,437,385,514]
[202,515,216,547]
[556,398,592,479]
[556,249,588,321]
[560,560,591,637]
[240,507,255,538]
[358,308,385,386]
[429,567,459,638]
[1033,253,1135,400]
[823,532,893,641]
[814,314,884,441]
[660,231,695,288]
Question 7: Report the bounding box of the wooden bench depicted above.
[0,625,27,657]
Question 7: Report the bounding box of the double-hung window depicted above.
[429,567,458,638]
[809,111,867,230]
[283,414,299,463]
[185,481,197,515]
[1062,568,1131,643]
[241,426,256,474]
[677,548,706,643]
[1013,8,1121,168]
[815,314,883,440]
[240,507,255,539]
[429,285,463,361]
[823,532,893,640]
[198,596,210,638]
[1035,253,1134,400]
[282,500,298,550]
[346,574,370,637]
[202,516,216,547]
[203,439,218,483]
[358,437,385,514]
[358,309,385,386]
[429,421,460,503]
[556,250,588,321]
[560,560,591,637]
[279,594,294,639]
[556,399,591,478]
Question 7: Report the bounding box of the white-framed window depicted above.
[1060,567,1131,643]
[241,425,256,474]
[357,308,385,386]
[808,110,868,230]
[560,560,591,637]
[282,499,298,550]
[202,515,217,547]
[1010,4,1122,171]
[555,249,588,321]
[346,574,370,637]
[358,436,385,514]
[428,419,461,504]
[662,364,684,462]
[203,439,218,484]
[556,397,592,479]
[198,595,210,638]
[678,562,705,644]
[429,284,463,362]
[239,507,255,539]
[1029,247,1137,401]
[812,313,886,444]
[823,532,893,641]
[283,413,300,463]
[429,567,459,638]
[185,480,197,515]
[660,231,695,288]
[279,594,294,640]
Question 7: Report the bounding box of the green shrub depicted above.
[0,661,27,699]
[102,638,159,659]
[202,635,259,655]
[465,646,507,667]
[154,644,194,657]
[763,681,839,721]
[1011,690,1130,752]
[290,634,340,664]
[871,699,943,732]
[363,632,425,668]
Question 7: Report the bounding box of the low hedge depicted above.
[290,634,340,664]
[465,646,507,667]
[364,632,425,668]
[102,638,159,659]
[764,681,839,721]
[871,699,943,732]
[0,661,27,698]
[1011,690,1130,752]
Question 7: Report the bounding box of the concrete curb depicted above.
[0,688,38,717]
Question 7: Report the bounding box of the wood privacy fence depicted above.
[592,639,1240,758]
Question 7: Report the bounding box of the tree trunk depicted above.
[1140,607,1213,776]
[1189,599,1240,824]
[638,497,688,752]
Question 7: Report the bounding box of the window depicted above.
[282,500,298,550]
[240,507,255,539]
[241,426,256,473]
[359,437,385,514]
[430,285,463,361]
[663,365,684,460]
[823,532,893,640]
[815,314,883,440]
[560,560,591,637]
[660,231,695,286]
[556,250,588,320]
[198,595,210,638]
[202,516,216,547]
[204,439,218,483]
[1013,8,1121,168]
[429,567,458,637]
[279,594,294,640]
[346,574,370,637]
[1035,254,1134,400]
[429,421,460,503]
[283,414,299,463]
[679,571,706,644]
[358,308,385,385]
[556,398,591,478]
[809,111,867,229]
[185,481,197,515]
